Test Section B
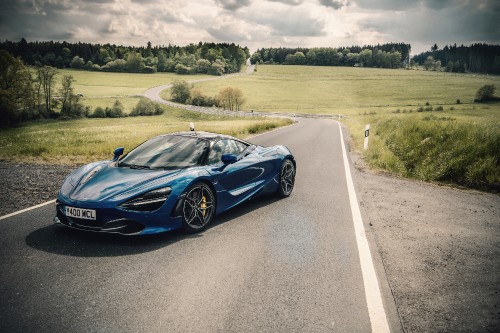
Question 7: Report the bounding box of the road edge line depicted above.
[336,121,391,333]
[0,199,56,221]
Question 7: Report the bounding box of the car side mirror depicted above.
[113,147,124,161]
[221,154,237,164]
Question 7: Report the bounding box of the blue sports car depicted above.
[54,131,296,235]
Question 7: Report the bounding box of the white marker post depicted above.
[364,124,370,150]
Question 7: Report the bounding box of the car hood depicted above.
[67,162,180,202]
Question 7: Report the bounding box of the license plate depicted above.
[65,206,96,220]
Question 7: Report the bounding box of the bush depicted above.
[91,106,106,118]
[189,88,217,107]
[106,100,126,118]
[130,98,164,116]
[474,84,497,102]
[170,80,191,103]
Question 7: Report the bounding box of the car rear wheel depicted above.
[277,159,295,197]
[182,182,216,232]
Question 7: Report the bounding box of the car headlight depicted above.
[119,187,172,211]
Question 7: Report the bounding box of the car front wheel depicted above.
[181,182,216,232]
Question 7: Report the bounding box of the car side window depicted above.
[208,140,225,165]
[207,139,245,165]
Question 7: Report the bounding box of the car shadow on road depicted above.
[25,194,282,258]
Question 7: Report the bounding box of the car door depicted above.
[208,139,266,209]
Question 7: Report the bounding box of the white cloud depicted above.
[0,0,497,54]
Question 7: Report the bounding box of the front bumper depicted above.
[54,198,183,235]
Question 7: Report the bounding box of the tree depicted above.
[388,51,402,68]
[59,74,87,118]
[0,50,34,125]
[424,56,441,70]
[208,60,225,76]
[285,52,306,65]
[70,56,85,69]
[62,47,72,67]
[250,52,262,64]
[157,50,168,72]
[60,75,74,114]
[36,65,58,115]
[170,80,191,103]
[194,59,211,73]
[125,52,145,72]
[217,87,245,111]
[358,49,372,67]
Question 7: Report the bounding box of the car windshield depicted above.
[119,135,209,170]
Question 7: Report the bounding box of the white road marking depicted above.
[0,199,55,221]
[337,121,391,333]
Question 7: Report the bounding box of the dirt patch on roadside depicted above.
[353,163,500,332]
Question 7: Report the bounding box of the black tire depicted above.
[181,182,216,232]
[277,159,295,197]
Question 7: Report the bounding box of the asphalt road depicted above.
[0,119,402,332]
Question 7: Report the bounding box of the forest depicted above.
[250,43,411,68]
[0,39,250,75]
[252,43,500,74]
[412,43,500,74]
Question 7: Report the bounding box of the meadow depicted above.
[55,69,212,112]
[191,65,500,188]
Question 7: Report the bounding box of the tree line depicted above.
[0,39,250,75]
[412,43,500,74]
[0,50,168,126]
[250,43,411,69]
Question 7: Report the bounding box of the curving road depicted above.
[142,65,339,120]
[142,64,260,117]
[0,118,402,332]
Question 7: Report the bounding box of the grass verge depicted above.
[344,110,499,191]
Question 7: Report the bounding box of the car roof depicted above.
[161,131,245,143]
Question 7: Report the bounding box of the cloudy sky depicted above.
[1,0,499,54]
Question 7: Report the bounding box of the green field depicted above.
[190,65,500,115]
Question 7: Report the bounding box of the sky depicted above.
[0,0,499,55]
